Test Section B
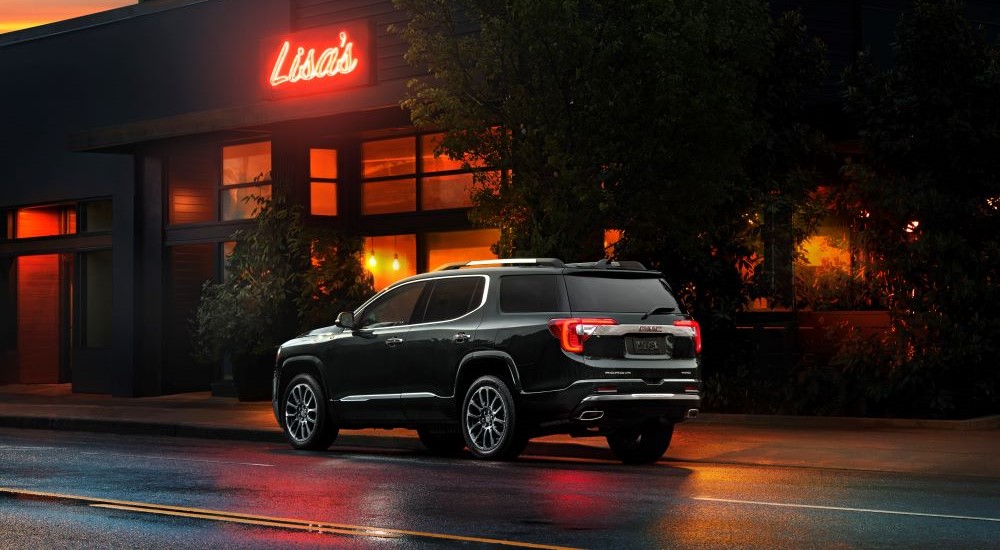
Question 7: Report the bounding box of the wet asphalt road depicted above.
[0,427,998,549]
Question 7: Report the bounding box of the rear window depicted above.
[499,274,567,313]
[565,275,679,313]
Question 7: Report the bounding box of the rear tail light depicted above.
[673,319,702,353]
[548,318,618,353]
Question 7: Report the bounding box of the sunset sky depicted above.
[0,0,136,34]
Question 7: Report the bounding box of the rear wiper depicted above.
[640,306,676,320]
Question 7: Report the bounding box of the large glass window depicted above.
[362,138,417,215]
[425,228,499,271]
[366,234,417,291]
[361,133,485,215]
[14,204,76,238]
[221,141,272,220]
[310,148,338,216]
[82,200,113,232]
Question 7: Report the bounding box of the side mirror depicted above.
[335,311,355,329]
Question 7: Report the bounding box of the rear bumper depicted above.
[570,393,700,429]
[519,381,701,434]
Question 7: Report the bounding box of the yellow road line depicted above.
[90,504,402,538]
[0,487,577,549]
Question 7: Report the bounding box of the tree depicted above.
[395,0,771,266]
[192,195,373,397]
[395,1,827,318]
[840,0,1000,416]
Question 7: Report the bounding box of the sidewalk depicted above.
[1,384,998,478]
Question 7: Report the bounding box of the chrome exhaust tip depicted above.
[686,408,699,419]
[576,410,605,422]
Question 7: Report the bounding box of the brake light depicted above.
[673,319,702,353]
[548,318,618,353]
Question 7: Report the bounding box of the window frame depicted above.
[219,140,273,221]
[360,132,483,216]
[309,147,339,217]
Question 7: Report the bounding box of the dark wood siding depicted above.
[293,0,420,83]
[164,243,215,393]
[167,140,218,225]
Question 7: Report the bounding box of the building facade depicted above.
[2,0,998,397]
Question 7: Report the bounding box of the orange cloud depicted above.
[0,1,135,34]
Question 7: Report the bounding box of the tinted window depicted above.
[499,275,566,313]
[358,282,426,328]
[420,277,485,323]
[565,275,679,312]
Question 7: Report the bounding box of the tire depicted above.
[281,373,338,450]
[461,375,527,460]
[417,428,466,456]
[606,420,674,465]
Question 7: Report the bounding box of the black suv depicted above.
[273,258,701,464]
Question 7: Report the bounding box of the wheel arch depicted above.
[453,351,521,408]
[277,356,327,404]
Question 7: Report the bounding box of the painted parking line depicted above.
[694,497,1000,523]
[0,487,577,549]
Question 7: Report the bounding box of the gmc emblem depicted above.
[638,326,662,332]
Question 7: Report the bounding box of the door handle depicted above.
[453,333,471,343]
[385,337,404,347]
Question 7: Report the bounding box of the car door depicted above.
[327,280,428,422]
[401,275,488,421]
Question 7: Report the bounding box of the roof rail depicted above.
[435,258,565,271]
[564,259,649,270]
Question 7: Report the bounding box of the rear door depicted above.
[402,275,488,421]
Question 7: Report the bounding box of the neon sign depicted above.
[262,21,371,99]
[269,31,359,87]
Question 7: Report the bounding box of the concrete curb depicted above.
[691,412,1000,431]
[0,416,284,444]
[0,415,621,461]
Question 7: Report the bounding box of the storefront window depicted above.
[365,234,417,291]
[363,137,417,177]
[221,241,237,280]
[420,134,464,173]
[362,137,417,215]
[425,229,499,271]
[361,134,484,215]
[221,141,272,220]
[3,211,12,240]
[422,173,474,210]
[310,148,338,216]
[82,200,113,232]
[14,204,76,238]
[603,229,623,258]
[363,179,417,215]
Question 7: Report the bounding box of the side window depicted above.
[358,282,426,329]
[499,275,566,313]
[420,277,485,323]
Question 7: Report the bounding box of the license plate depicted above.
[626,336,671,357]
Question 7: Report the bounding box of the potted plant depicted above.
[192,194,372,400]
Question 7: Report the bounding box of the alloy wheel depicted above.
[284,382,318,443]
[465,385,507,453]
